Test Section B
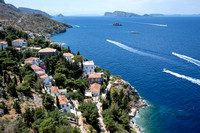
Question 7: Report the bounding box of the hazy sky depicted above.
[5,0,200,16]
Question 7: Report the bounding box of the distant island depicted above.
[54,14,65,18]
[104,11,165,17]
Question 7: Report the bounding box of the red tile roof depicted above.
[39,74,48,79]
[0,41,7,44]
[51,86,59,93]
[83,99,93,103]
[35,71,45,75]
[63,53,74,58]
[57,95,67,105]
[88,83,101,92]
[13,39,24,42]
[89,73,102,79]
[25,57,39,62]
[31,65,42,70]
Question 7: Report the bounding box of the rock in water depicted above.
[113,23,122,26]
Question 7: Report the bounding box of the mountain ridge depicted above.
[0,2,72,36]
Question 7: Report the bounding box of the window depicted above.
[86,67,88,69]
[91,67,93,69]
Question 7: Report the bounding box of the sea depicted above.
[51,16,200,133]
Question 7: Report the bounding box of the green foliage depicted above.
[23,49,33,59]
[79,101,98,127]
[67,90,84,101]
[94,66,102,73]
[53,73,66,87]
[39,117,56,133]
[101,82,107,92]
[16,81,31,92]
[13,101,21,113]
[22,108,34,127]
[43,93,55,111]
[7,80,17,97]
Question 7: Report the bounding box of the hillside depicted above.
[0,2,72,36]
[19,7,52,18]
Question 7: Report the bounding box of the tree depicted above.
[23,49,33,59]
[7,80,17,97]
[79,101,98,126]
[13,101,21,113]
[53,73,66,87]
[77,51,80,55]
[22,108,34,127]
[43,94,55,111]
[56,96,60,108]
[39,117,56,133]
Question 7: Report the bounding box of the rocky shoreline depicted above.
[110,78,148,133]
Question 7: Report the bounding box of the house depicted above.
[82,61,95,74]
[39,74,50,85]
[55,95,71,113]
[88,73,104,84]
[59,89,67,95]
[63,53,74,61]
[51,86,59,96]
[31,65,43,72]
[24,31,34,37]
[86,83,101,97]
[12,39,27,47]
[25,57,40,65]
[0,41,8,50]
[35,71,46,76]
[39,48,57,58]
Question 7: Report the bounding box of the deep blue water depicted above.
[51,17,200,133]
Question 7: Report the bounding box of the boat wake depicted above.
[163,69,200,85]
[128,21,168,27]
[172,52,200,67]
[106,40,166,61]
[74,25,80,28]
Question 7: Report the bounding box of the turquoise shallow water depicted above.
[51,17,200,133]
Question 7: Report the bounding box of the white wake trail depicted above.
[163,69,200,85]
[172,52,200,67]
[106,40,166,60]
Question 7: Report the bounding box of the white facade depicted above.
[82,61,95,74]
[0,27,4,31]
[40,75,50,85]
[60,104,71,113]
[0,41,8,50]
[59,89,67,95]
[51,91,59,97]
[12,39,27,47]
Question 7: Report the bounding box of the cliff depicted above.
[0,2,72,35]
[19,7,52,18]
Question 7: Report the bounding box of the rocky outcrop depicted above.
[54,14,65,18]
[113,23,122,26]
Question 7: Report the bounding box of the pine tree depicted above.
[77,51,80,55]
[56,96,60,108]
[13,101,21,113]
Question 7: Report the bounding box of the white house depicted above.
[59,89,67,95]
[0,41,8,50]
[56,95,71,113]
[85,83,101,97]
[51,86,59,97]
[63,53,74,61]
[12,39,27,47]
[40,74,50,85]
[25,57,40,65]
[31,65,43,72]
[82,61,95,74]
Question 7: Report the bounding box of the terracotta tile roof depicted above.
[83,99,93,103]
[88,83,101,92]
[89,73,102,79]
[63,53,74,58]
[25,57,39,62]
[56,95,67,105]
[83,61,94,65]
[0,41,7,44]
[31,65,42,70]
[39,48,57,53]
[13,39,24,42]
[51,86,59,93]
[35,71,45,75]
[39,74,48,79]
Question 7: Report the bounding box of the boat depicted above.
[130,31,139,34]
[163,68,167,72]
